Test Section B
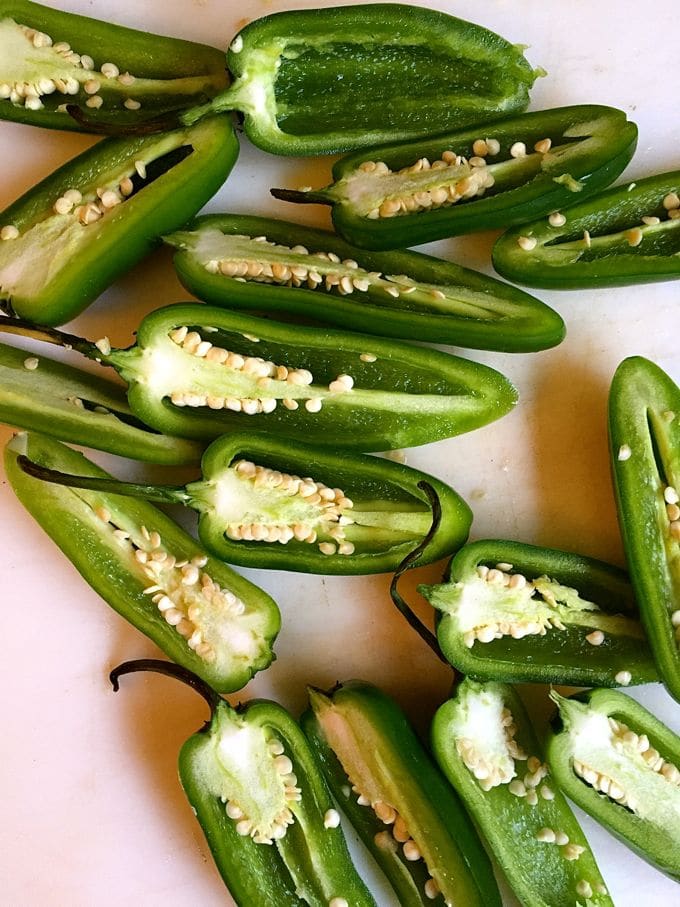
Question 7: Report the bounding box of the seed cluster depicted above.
[456,705,527,790]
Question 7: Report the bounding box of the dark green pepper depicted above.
[0,115,237,326]
[166,214,565,353]
[5,432,279,693]
[110,659,376,907]
[302,680,502,907]
[493,171,680,288]
[0,305,517,450]
[0,0,227,131]
[547,688,680,880]
[609,356,680,702]
[433,679,613,906]
[271,105,637,249]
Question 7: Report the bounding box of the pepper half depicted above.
[432,680,613,906]
[0,0,227,131]
[547,688,680,880]
[167,214,565,353]
[302,681,502,907]
[493,171,680,288]
[609,356,680,701]
[271,106,637,249]
[419,539,658,688]
[5,433,279,693]
[110,659,377,907]
[0,114,237,326]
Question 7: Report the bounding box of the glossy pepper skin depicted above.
[110,660,376,907]
[547,688,680,880]
[494,170,680,288]
[5,433,279,693]
[0,0,227,131]
[302,681,502,907]
[609,356,680,702]
[419,539,658,688]
[272,105,637,250]
[433,680,613,907]
[0,115,237,326]
[0,339,202,464]
[167,214,565,353]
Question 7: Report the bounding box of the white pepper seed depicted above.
[618,444,632,461]
[517,235,537,251]
[23,357,39,370]
[1,225,19,240]
[549,211,566,227]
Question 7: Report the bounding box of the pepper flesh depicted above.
[419,539,657,687]
[5,433,279,693]
[433,680,613,907]
[493,170,680,288]
[547,688,680,880]
[271,105,637,249]
[167,214,565,353]
[609,356,680,702]
[0,114,237,326]
[302,681,502,907]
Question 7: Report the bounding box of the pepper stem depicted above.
[0,315,100,360]
[270,187,333,206]
[389,481,447,663]
[110,658,222,716]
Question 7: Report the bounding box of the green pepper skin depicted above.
[494,171,680,288]
[0,115,237,326]
[433,680,613,907]
[0,0,227,131]
[547,688,680,881]
[0,340,202,464]
[168,214,565,353]
[420,539,658,688]
[302,681,502,907]
[272,106,637,249]
[609,356,680,702]
[5,433,280,693]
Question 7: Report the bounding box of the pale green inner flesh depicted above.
[537,216,680,264]
[445,684,519,786]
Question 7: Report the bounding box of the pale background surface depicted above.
[1,1,679,905]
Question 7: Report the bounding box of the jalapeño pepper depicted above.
[547,688,680,880]
[302,681,502,907]
[609,356,680,701]
[432,680,613,906]
[167,214,564,353]
[493,171,680,288]
[110,659,376,907]
[271,106,637,249]
[0,0,227,131]
[0,115,237,326]
[5,433,279,693]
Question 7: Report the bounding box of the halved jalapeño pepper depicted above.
[272,106,637,249]
[0,340,202,464]
[493,171,680,288]
[419,539,657,688]
[547,688,680,880]
[5,433,279,693]
[110,660,376,907]
[433,680,613,906]
[0,115,237,326]
[167,214,565,353]
[302,681,502,907]
[0,0,227,131]
[609,356,680,701]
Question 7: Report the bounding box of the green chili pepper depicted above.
[609,356,680,702]
[493,171,680,288]
[166,214,564,354]
[16,432,470,576]
[0,305,517,450]
[433,679,613,906]
[5,433,279,693]
[271,106,637,250]
[110,659,376,907]
[547,688,680,881]
[418,539,658,688]
[0,0,227,131]
[0,115,237,326]
[302,680,502,907]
